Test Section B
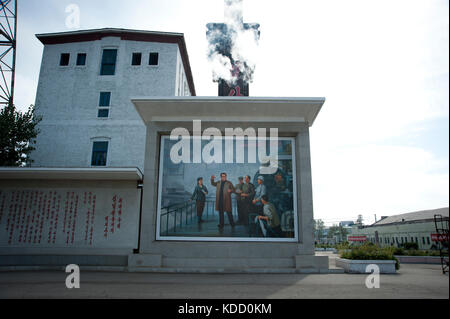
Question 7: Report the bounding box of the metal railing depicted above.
[160,199,240,236]
[160,200,217,236]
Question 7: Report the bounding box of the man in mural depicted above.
[190,177,208,224]
[257,195,282,237]
[234,177,245,225]
[238,175,255,225]
[274,173,286,192]
[211,173,236,229]
[252,175,267,215]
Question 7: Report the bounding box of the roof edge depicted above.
[131,96,326,103]
[35,28,184,40]
[0,167,143,181]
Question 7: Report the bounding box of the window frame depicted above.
[132,52,142,66]
[149,52,159,66]
[97,108,110,118]
[99,92,111,107]
[100,48,118,76]
[90,140,110,167]
[98,92,112,119]
[60,53,70,66]
[76,53,87,66]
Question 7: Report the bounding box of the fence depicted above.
[160,200,239,236]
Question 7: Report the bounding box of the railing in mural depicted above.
[160,199,238,236]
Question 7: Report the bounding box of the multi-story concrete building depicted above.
[31,28,196,172]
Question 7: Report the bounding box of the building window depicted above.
[98,109,109,118]
[99,92,111,107]
[98,92,111,118]
[100,49,118,75]
[60,53,70,66]
[422,237,425,244]
[427,237,430,245]
[91,141,108,166]
[415,237,418,243]
[76,53,87,66]
[149,52,159,66]
[132,52,142,65]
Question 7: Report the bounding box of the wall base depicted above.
[127,254,331,274]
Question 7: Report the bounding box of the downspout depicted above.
[134,179,144,254]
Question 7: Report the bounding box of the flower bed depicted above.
[337,243,400,273]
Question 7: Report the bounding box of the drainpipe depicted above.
[134,179,144,254]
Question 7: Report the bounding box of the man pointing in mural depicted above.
[211,173,236,229]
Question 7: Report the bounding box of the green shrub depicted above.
[401,242,419,250]
[391,248,444,257]
[340,243,400,270]
[403,250,442,257]
[336,242,351,250]
[393,247,404,255]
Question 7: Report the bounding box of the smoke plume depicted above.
[206,0,260,85]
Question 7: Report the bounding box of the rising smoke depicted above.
[206,0,260,85]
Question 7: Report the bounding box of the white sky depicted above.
[13,0,449,225]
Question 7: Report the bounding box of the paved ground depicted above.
[0,264,448,299]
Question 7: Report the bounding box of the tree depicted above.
[314,219,325,240]
[339,225,349,240]
[0,104,42,167]
[328,224,349,243]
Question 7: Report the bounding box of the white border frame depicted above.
[155,135,298,243]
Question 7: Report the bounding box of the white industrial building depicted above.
[31,28,195,171]
[351,207,449,250]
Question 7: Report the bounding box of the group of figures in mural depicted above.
[158,136,297,241]
[192,173,285,237]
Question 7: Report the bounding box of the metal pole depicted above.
[9,0,16,106]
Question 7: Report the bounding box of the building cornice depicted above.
[131,96,325,126]
[0,167,143,181]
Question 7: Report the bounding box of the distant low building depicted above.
[339,221,354,227]
[350,207,449,249]
[315,221,355,244]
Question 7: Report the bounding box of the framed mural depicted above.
[156,135,298,242]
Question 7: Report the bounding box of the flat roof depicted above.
[0,167,143,181]
[36,28,196,96]
[131,96,325,126]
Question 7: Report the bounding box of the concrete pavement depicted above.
[0,264,448,299]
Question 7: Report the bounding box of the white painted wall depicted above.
[31,36,193,171]
[0,180,141,253]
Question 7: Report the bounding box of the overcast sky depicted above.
[13,0,449,225]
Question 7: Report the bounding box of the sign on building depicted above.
[347,235,367,242]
